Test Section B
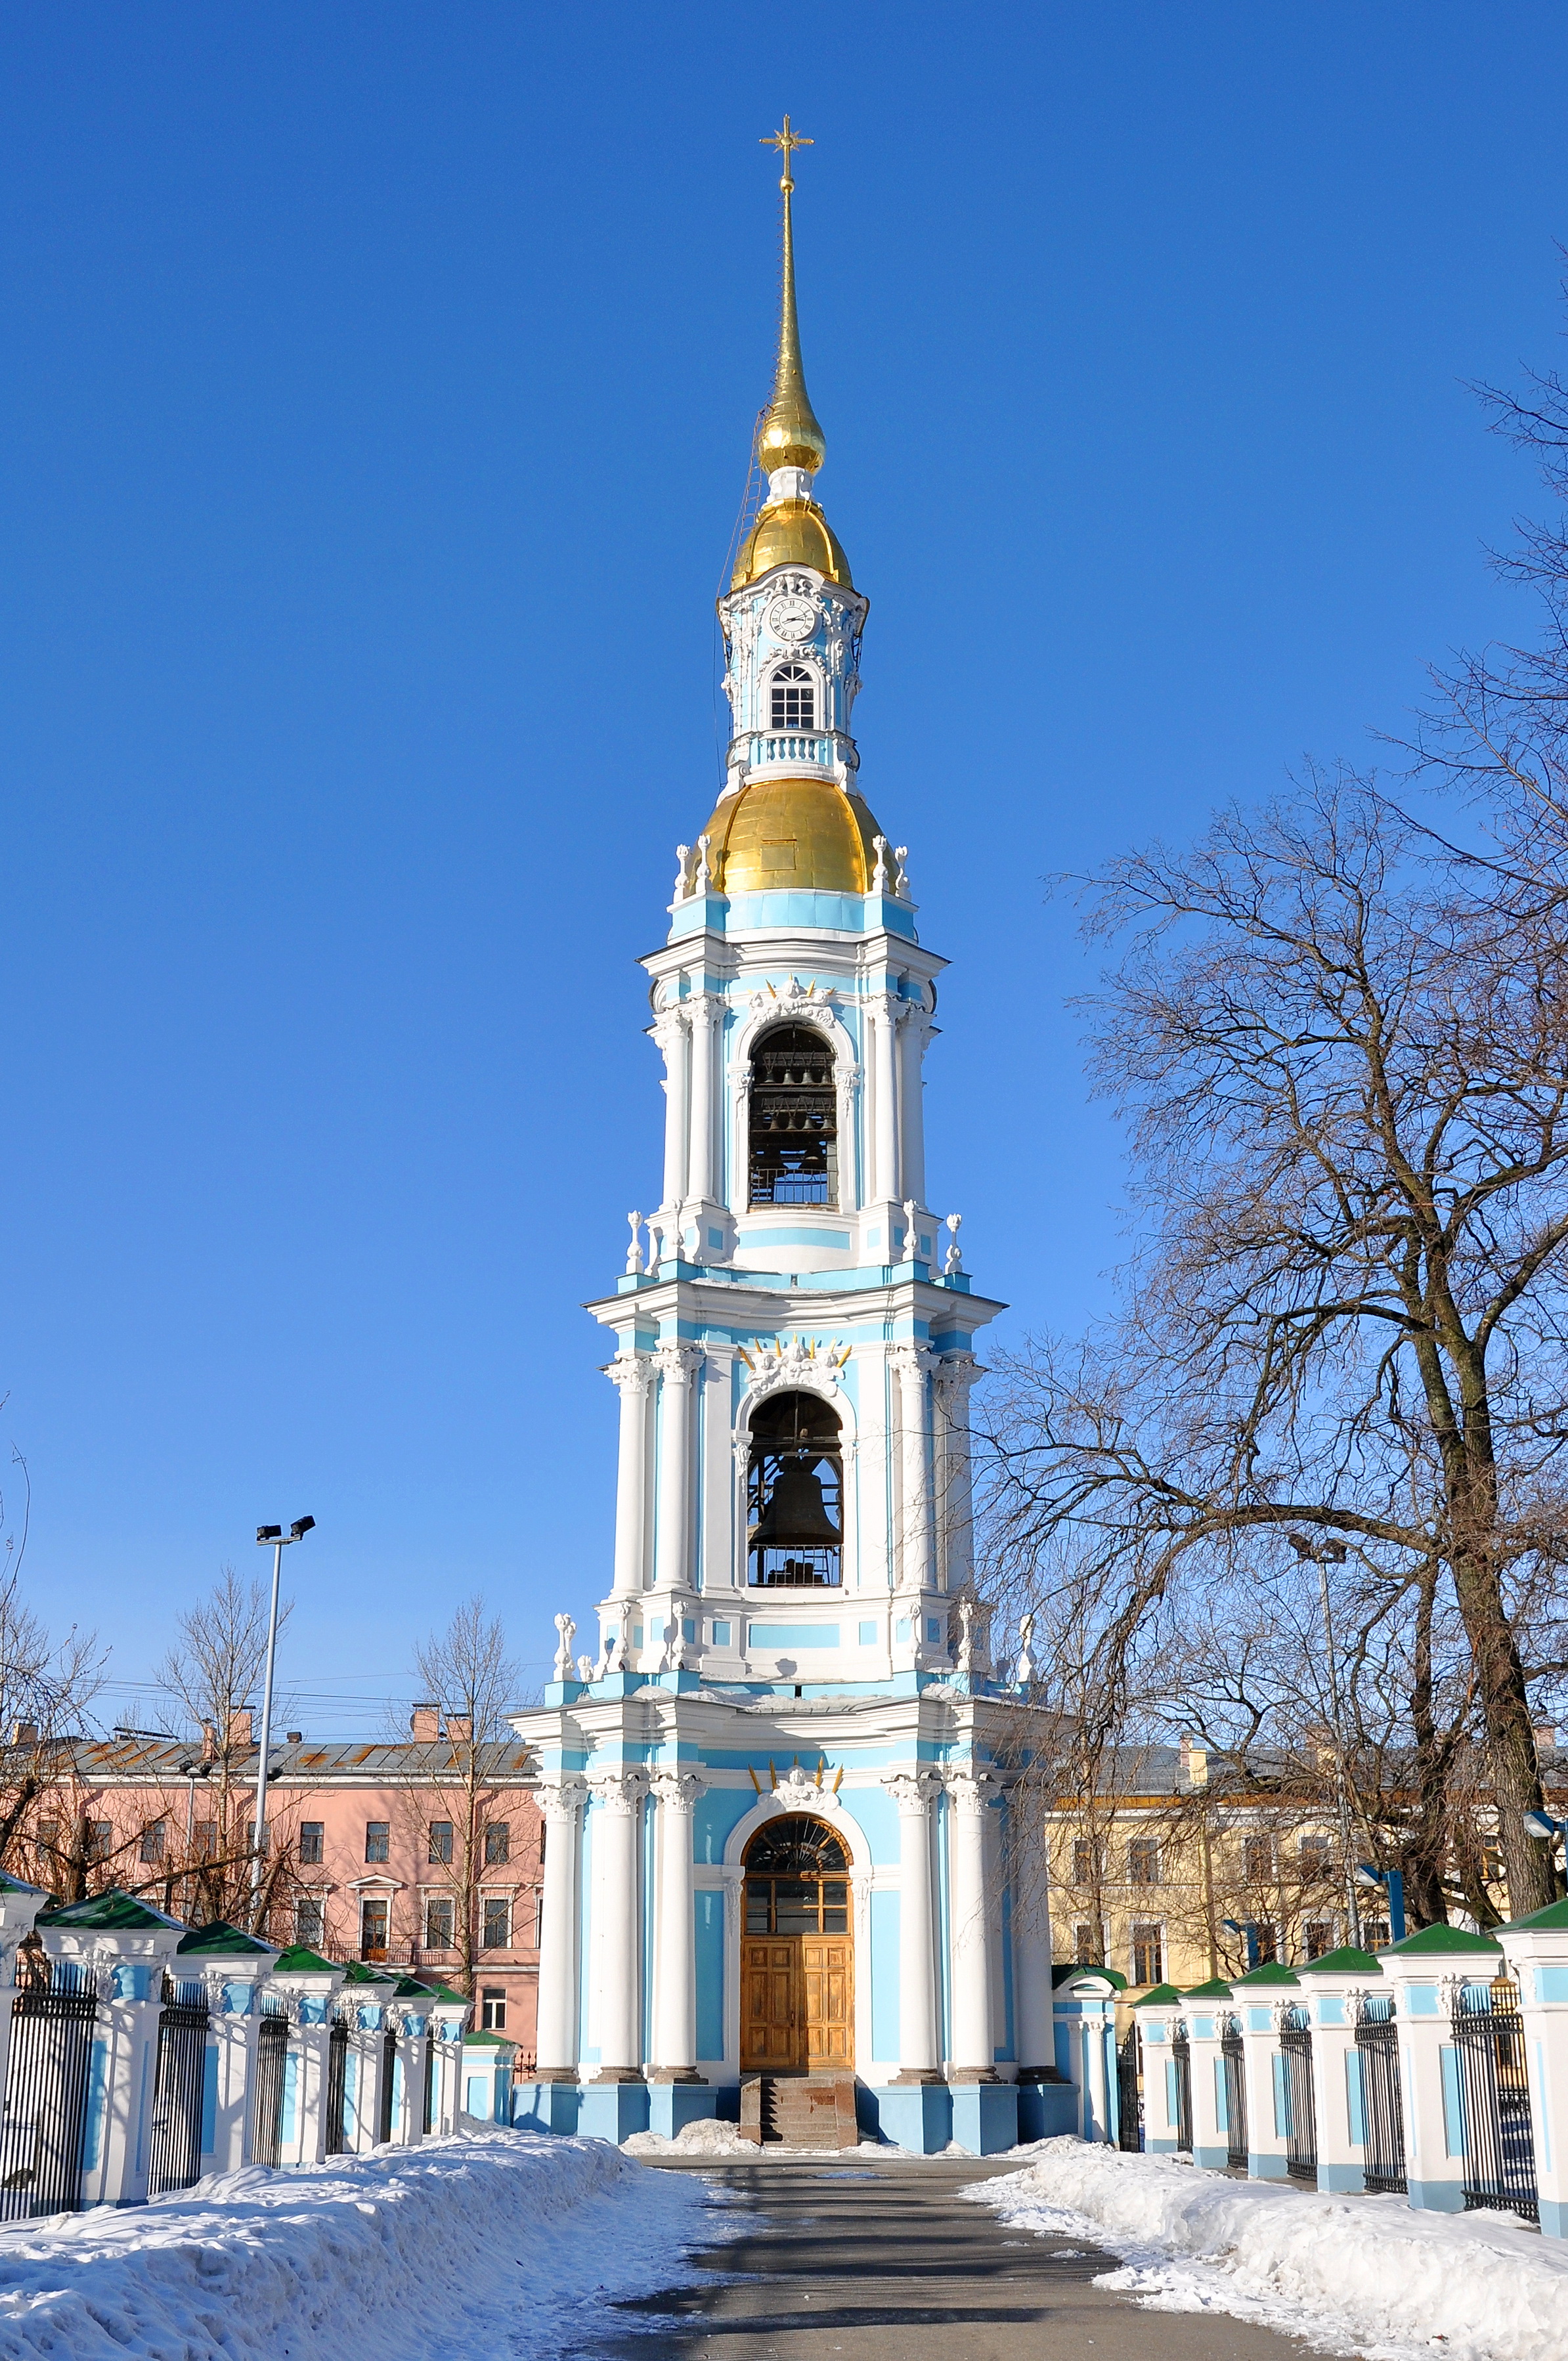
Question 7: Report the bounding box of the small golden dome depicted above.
[731,497,853,592]
[701,773,884,896]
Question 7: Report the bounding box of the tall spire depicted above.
[757,118,826,477]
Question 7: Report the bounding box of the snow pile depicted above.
[625,2116,758,2156]
[973,2138,1568,2361]
[0,2129,715,2361]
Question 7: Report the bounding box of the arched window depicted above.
[743,1815,850,1933]
[770,664,815,729]
[749,1024,837,1207]
[747,1389,843,1589]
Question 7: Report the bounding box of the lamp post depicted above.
[251,1517,315,1922]
[1525,1808,1568,1882]
[1353,1861,1406,1944]
[1288,1534,1361,1949]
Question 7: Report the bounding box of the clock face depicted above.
[767,594,816,643]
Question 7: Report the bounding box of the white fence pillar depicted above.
[0,1880,48,2110]
[1229,1961,1301,2180]
[1496,1899,1568,2240]
[1378,1925,1504,2215]
[1048,1970,1119,2142]
[265,1948,346,2165]
[1133,1989,1181,2156]
[1296,1947,1386,2196]
[429,1997,470,2134]
[37,1892,185,2209]
[1180,1980,1235,2171]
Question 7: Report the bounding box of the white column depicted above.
[588,1769,647,2077]
[932,1354,979,1595]
[946,1772,995,2076]
[699,1347,738,1595]
[898,1005,927,1207]
[650,1770,707,2076]
[608,1356,654,1598]
[871,998,900,1209]
[688,1000,716,1205]
[1011,1825,1056,2076]
[892,1345,934,1597]
[884,1771,940,2078]
[203,1975,265,2171]
[655,1344,701,1595]
[1498,1907,1568,2240]
[655,1014,690,1210]
[534,1776,586,2075]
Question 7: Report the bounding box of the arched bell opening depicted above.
[747,1389,842,1590]
[748,1023,837,1208]
[741,1814,855,2073]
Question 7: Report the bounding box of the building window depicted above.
[1242,1834,1274,1886]
[1131,1923,1164,1987]
[481,1897,510,1950]
[85,1819,112,1862]
[364,1822,389,1863]
[244,1821,268,1859]
[1363,1915,1391,1951]
[748,1025,837,1209]
[1303,1920,1334,1960]
[481,1985,507,2031]
[746,1387,844,1590]
[295,1897,324,1948]
[1128,1836,1160,1887]
[1071,1838,1098,1886]
[483,1823,510,1867]
[194,1820,217,1860]
[770,663,814,729]
[425,1897,455,1951]
[1074,1922,1099,1964]
[1298,1834,1333,1879]
[35,1820,58,1861]
[299,1821,324,1865]
[139,1819,166,1865]
[360,1897,389,1959]
[1253,1921,1278,1965]
[534,1890,546,1947]
[429,1820,454,1865]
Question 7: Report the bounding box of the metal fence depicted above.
[1279,2005,1318,2185]
[1354,1995,1406,2196]
[1221,2016,1247,2169]
[325,2018,350,2154]
[422,2041,435,2136]
[377,2029,397,2144]
[0,1956,98,2219]
[1171,2024,1193,2154]
[1116,2025,1143,2151]
[251,2008,290,2169]
[146,1976,210,2198]
[1451,1978,1538,2223]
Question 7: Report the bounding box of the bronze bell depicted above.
[749,1458,840,1546]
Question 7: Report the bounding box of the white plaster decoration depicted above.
[882,1771,940,2075]
[654,1014,690,1211]
[946,1772,995,2076]
[944,1213,964,1274]
[955,1597,976,1672]
[694,835,712,892]
[649,1769,707,2076]
[893,846,911,899]
[672,845,692,902]
[576,1654,596,1683]
[932,1351,981,1595]
[891,1343,936,1595]
[901,1198,919,1261]
[871,836,890,892]
[551,1614,576,1682]
[586,1769,649,2076]
[739,1333,848,1404]
[607,1356,655,1599]
[655,1343,703,1595]
[600,1597,634,1676]
[625,1212,645,1276]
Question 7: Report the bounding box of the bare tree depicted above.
[0,1443,109,1883]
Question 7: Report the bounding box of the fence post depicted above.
[1495,1897,1568,2239]
[264,1945,347,2166]
[341,1965,399,2150]
[1296,1946,1385,2194]
[1131,1985,1182,2156]
[1376,1923,1503,2214]
[1048,1969,1121,2142]
[35,1890,186,2209]
[0,1877,49,2104]
[171,1920,279,2177]
[1228,1960,1300,2180]
[1179,1978,1234,2170]
[387,1978,438,2144]
[462,2028,516,2123]
[427,1990,471,2134]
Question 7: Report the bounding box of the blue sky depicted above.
[5,2,1567,1731]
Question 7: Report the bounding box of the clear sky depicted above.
[6,2,1567,1733]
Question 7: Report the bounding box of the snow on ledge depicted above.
[970,2138,1568,2361]
[0,2129,713,2361]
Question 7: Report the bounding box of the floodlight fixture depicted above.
[257,1525,282,1543]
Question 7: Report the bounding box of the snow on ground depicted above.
[624,2119,897,2159]
[0,2127,724,2361]
[971,2137,1568,2361]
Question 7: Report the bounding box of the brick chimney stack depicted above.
[227,1708,253,1750]
[410,1703,441,1742]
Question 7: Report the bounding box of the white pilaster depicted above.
[608,1356,655,1598]
[655,1344,701,1597]
[588,1768,648,2077]
[534,1776,586,2075]
[687,999,717,1206]
[655,1012,690,1214]
[946,1771,995,2077]
[871,997,900,1212]
[699,1346,738,1597]
[650,1770,707,2077]
[898,1001,927,1207]
[932,1353,980,1596]
[884,1771,940,2078]
[892,1344,934,1595]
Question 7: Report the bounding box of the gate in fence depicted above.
[1171,2022,1193,2154]
[326,2016,349,2154]
[146,1975,210,2197]
[0,1955,98,2219]
[251,2007,290,2168]
[1354,1993,1406,2196]
[422,2041,435,2135]
[1279,2004,1318,2185]
[1451,1976,1538,2222]
[1116,2025,1143,2151]
[377,2027,397,2144]
[1221,2015,1248,2169]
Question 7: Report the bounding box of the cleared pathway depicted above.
[590,2153,1317,2361]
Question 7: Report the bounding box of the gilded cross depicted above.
[761,115,812,192]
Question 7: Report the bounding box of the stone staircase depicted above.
[739,2071,859,2149]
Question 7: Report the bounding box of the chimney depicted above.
[227,1708,253,1750]
[9,1722,37,1748]
[445,1714,473,1743]
[410,1704,441,1743]
[1179,1733,1208,1790]
[1535,1721,1558,1755]
[201,1721,217,1762]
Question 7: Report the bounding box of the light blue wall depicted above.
[870,1890,900,2062]
[841,1785,900,1867]
[695,1788,752,1864]
[695,1892,725,2059]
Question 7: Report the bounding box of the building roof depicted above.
[38,1888,184,1932]
[41,1735,537,1783]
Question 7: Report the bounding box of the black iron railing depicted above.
[1355,1994,1406,2195]
[1172,2024,1193,2154]
[1280,2004,1318,2185]
[325,2016,350,2154]
[147,1975,209,2197]
[0,1957,98,2219]
[1116,2025,1143,2151]
[378,2028,397,2144]
[1452,1978,1538,2222]
[251,2008,289,2167]
[1221,2016,1248,2169]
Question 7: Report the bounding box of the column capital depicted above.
[881,1769,940,1815]
[607,1354,656,1397]
[931,1351,983,1399]
[942,1768,993,1814]
[656,1341,704,1386]
[890,1341,936,1383]
[586,1767,650,1817]
[536,1773,588,1825]
[649,1768,707,1812]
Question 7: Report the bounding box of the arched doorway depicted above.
[741,1814,854,2072]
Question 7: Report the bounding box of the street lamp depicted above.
[251,1516,315,1920]
[1222,1916,1262,1970]
[1524,1809,1568,1882]
[1353,1861,1406,1945]
[1288,1533,1360,1948]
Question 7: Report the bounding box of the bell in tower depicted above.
[747,1389,844,1588]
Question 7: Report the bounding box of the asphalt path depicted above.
[587,2153,1318,2361]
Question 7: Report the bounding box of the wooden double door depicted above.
[742,1932,854,2071]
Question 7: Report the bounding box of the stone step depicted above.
[741,2072,859,2149]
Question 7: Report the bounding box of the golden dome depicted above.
[731,497,853,591]
[701,773,884,895]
